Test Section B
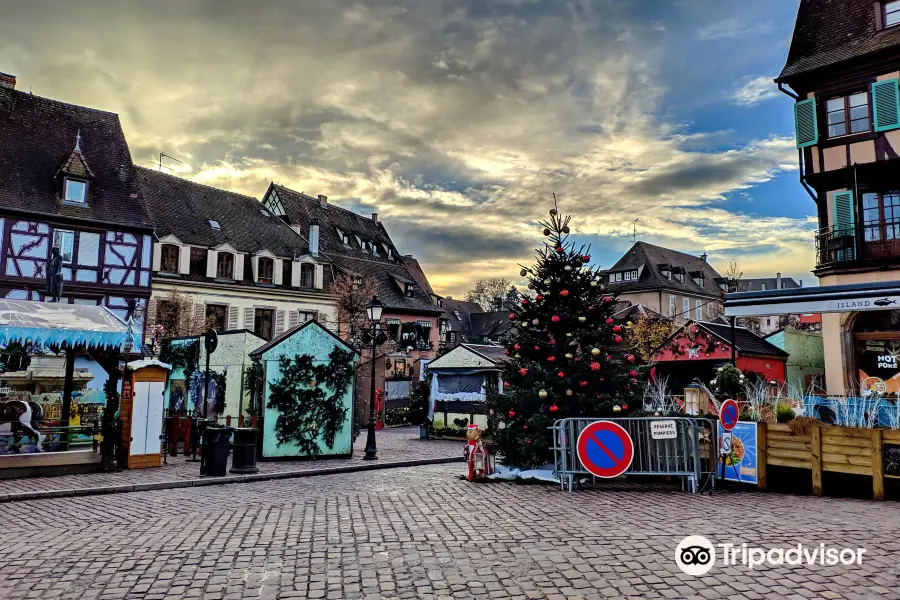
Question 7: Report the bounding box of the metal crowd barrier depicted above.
[552,417,718,493]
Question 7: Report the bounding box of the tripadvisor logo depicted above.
[674,536,867,574]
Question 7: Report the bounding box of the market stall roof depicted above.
[724,280,900,318]
[427,344,508,371]
[0,300,139,350]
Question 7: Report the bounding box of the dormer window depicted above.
[160,244,179,274]
[336,227,349,245]
[63,178,87,204]
[299,264,315,288]
[405,283,416,297]
[216,253,234,279]
[355,235,363,248]
[885,1,900,27]
[257,257,274,284]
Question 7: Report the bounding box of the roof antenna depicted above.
[156,152,183,172]
[631,219,639,244]
[552,192,559,213]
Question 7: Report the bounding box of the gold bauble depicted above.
[591,348,601,356]
[538,389,548,400]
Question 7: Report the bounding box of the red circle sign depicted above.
[576,421,634,478]
[720,399,739,431]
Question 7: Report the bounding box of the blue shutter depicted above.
[794,98,818,148]
[833,191,856,262]
[873,79,900,132]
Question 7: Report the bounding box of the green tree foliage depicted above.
[266,347,355,455]
[486,208,644,469]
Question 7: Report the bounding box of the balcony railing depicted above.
[815,221,900,268]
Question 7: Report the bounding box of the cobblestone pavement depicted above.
[0,428,461,497]
[1,463,898,600]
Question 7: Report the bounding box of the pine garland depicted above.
[266,347,354,455]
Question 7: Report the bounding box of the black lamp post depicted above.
[363,296,384,460]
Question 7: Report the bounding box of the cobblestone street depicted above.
[1,463,898,600]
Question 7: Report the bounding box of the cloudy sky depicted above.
[0,0,811,295]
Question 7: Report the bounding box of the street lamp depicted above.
[364,296,385,460]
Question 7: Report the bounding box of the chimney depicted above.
[317,194,327,207]
[309,218,320,257]
[0,72,15,90]
[700,252,707,262]
[776,272,782,289]
[372,213,378,222]
[799,279,803,287]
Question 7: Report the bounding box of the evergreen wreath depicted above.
[266,347,355,455]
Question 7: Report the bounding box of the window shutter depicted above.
[275,310,286,335]
[206,250,217,278]
[833,190,856,261]
[873,79,900,132]
[152,243,162,271]
[314,264,324,289]
[179,246,191,274]
[194,303,206,327]
[291,260,302,287]
[228,306,239,331]
[234,254,245,281]
[273,258,284,285]
[145,297,157,330]
[794,98,818,148]
[289,310,300,329]
[244,307,255,330]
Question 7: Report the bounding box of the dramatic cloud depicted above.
[0,0,809,295]
[732,76,781,106]
[696,18,776,41]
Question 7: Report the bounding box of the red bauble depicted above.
[514,344,521,351]
[622,404,629,411]
[579,380,589,387]
[551,315,561,323]
[582,255,590,261]
[557,371,565,378]
[534,345,540,351]
[603,296,612,303]
[525,439,532,445]
[549,404,559,413]
[605,318,614,324]
[536,294,544,301]
[555,247,564,253]
[612,325,621,333]
[523,425,528,430]
[614,335,623,343]
[543,228,551,236]
[549,339,557,346]
[559,290,570,297]
[508,410,516,418]
[547,356,556,362]
[519,368,528,376]
[509,313,516,320]
[626,354,635,363]
[503,381,510,388]
[599,376,605,382]
[629,369,638,377]
[590,362,601,371]
[520,298,528,306]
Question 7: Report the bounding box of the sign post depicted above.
[576,421,634,479]
[718,399,739,483]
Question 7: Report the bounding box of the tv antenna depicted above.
[631,219,639,243]
[154,152,183,172]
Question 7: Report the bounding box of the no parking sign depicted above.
[576,421,634,478]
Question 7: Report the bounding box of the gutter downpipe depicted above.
[778,81,819,203]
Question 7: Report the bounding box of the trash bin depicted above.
[201,425,232,476]
[230,428,259,474]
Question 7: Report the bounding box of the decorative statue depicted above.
[45,247,63,302]
[464,423,494,481]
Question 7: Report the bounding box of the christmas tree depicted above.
[486,206,643,469]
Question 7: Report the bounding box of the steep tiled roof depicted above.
[0,87,151,229]
[334,255,442,314]
[402,256,435,296]
[740,277,801,293]
[606,242,723,297]
[470,312,512,340]
[441,298,484,341]
[137,167,310,258]
[779,0,900,82]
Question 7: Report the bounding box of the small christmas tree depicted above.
[486,205,643,469]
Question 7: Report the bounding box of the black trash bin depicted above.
[230,428,259,474]
[201,425,232,476]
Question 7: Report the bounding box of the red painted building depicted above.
[652,321,788,391]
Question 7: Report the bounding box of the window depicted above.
[695,299,703,321]
[624,271,632,281]
[766,318,772,327]
[613,272,623,282]
[282,260,291,286]
[405,283,416,298]
[209,220,221,231]
[257,257,274,284]
[668,295,676,317]
[826,93,870,138]
[63,178,87,204]
[863,191,900,241]
[254,308,274,340]
[189,248,206,276]
[216,253,234,279]
[336,228,349,245]
[886,1,900,27]
[160,244,179,273]
[53,230,74,264]
[298,263,314,288]
[206,304,228,333]
[761,283,767,291]
[682,297,690,316]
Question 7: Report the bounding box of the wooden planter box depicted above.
[758,422,900,501]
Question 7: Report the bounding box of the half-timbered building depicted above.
[0,74,153,329]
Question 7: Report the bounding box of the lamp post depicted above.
[364,296,384,460]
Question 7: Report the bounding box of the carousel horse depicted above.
[0,398,44,449]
